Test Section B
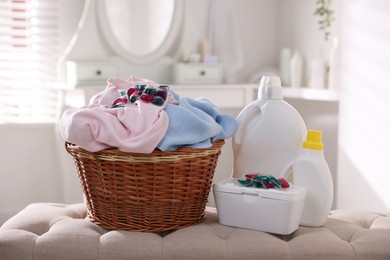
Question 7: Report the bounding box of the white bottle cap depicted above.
[258,76,283,100]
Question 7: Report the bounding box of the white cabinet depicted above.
[173,63,223,84]
[171,84,339,108]
[65,61,119,85]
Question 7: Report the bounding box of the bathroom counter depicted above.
[172,84,339,108]
[64,83,339,109]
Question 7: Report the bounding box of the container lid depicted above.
[213,179,306,201]
[303,129,324,150]
[258,76,283,100]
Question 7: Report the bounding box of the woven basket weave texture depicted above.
[65,140,224,232]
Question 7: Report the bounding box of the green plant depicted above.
[314,0,334,41]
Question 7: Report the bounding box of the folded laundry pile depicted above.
[59,76,238,153]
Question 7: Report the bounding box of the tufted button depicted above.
[370,215,390,229]
[329,210,388,229]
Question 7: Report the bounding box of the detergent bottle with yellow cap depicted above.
[293,129,333,227]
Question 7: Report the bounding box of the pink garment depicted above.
[59,76,170,153]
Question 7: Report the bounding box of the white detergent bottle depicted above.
[232,76,307,179]
[293,129,333,227]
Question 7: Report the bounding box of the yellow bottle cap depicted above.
[303,129,324,150]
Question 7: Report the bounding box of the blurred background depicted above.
[1,0,389,223]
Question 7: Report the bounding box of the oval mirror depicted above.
[97,0,183,64]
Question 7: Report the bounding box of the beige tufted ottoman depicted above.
[1,203,390,260]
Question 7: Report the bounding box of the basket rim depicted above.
[65,140,225,162]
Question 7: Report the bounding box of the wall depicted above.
[278,0,390,214]
[59,0,280,83]
[337,0,390,212]
[0,126,84,225]
[62,0,390,214]
[1,0,281,224]
[277,0,341,86]
[0,125,65,223]
[4,0,389,225]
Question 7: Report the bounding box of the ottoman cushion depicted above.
[1,203,390,259]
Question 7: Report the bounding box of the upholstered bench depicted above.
[1,203,390,260]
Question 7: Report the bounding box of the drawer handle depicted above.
[200,70,206,76]
[96,70,102,76]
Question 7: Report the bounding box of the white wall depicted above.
[3,0,389,225]
[278,0,390,213]
[277,0,341,86]
[0,125,63,223]
[1,0,280,224]
[59,0,279,83]
[337,0,390,212]
[0,124,83,224]
[54,0,390,214]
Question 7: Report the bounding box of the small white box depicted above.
[213,179,306,235]
[65,61,119,86]
[173,63,223,84]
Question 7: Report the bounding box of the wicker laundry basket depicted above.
[65,140,224,232]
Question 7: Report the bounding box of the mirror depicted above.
[97,0,183,64]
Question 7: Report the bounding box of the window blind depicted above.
[0,0,60,124]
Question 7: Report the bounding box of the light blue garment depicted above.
[157,96,238,151]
